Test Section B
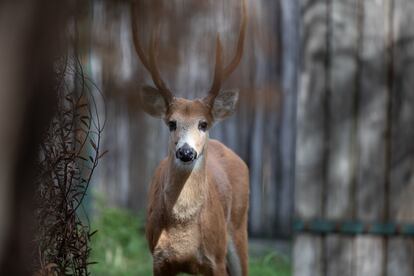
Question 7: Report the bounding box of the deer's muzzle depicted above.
[176,143,197,163]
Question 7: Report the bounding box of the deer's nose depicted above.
[176,143,197,162]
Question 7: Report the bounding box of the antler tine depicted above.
[223,0,247,80]
[130,1,173,104]
[205,0,246,105]
[205,35,223,105]
[130,2,151,73]
[149,29,173,102]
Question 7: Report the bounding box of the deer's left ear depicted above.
[140,86,168,118]
[211,89,239,120]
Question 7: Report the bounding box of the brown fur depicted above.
[145,98,249,276]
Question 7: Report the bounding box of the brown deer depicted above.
[131,0,249,275]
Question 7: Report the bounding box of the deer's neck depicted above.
[163,154,207,223]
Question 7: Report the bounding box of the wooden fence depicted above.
[294,0,414,275]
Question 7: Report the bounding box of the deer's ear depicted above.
[211,89,239,121]
[140,86,168,118]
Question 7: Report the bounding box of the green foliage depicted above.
[89,208,152,275]
[90,207,291,276]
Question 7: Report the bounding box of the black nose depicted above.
[176,143,197,162]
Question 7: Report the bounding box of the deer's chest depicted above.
[153,223,204,267]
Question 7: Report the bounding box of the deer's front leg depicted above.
[214,261,227,276]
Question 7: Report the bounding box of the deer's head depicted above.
[131,0,246,166]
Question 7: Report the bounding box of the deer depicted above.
[131,0,249,275]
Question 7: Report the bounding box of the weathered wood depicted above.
[294,235,323,276]
[387,238,414,276]
[325,0,358,273]
[296,0,327,222]
[326,0,357,222]
[325,235,353,276]
[354,236,384,276]
[295,0,327,274]
[279,0,299,238]
[356,0,387,223]
[354,0,388,274]
[241,0,282,237]
[296,0,414,273]
[387,0,414,274]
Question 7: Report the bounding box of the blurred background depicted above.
[0,0,413,275]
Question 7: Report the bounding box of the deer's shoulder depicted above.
[208,139,248,171]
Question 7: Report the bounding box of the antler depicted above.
[130,2,173,104]
[204,0,247,106]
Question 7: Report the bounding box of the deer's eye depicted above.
[168,121,177,131]
[198,121,208,132]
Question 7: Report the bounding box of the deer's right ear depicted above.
[140,86,168,118]
[211,89,239,121]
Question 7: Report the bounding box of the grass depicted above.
[89,207,291,276]
[249,251,291,276]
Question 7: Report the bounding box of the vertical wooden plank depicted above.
[324,0,358,273]
[325,235,354,275]
[326,0,357,220]
[354,237,384,275]
[356,0,388,223]
[245,0,283,237]
[387,0,414,275]
[387,238,414,276]
[294,235,323,276]
[355,0,388,275]
[295,0,327,274]
[279,0,299,237]
[296,0,327,223]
